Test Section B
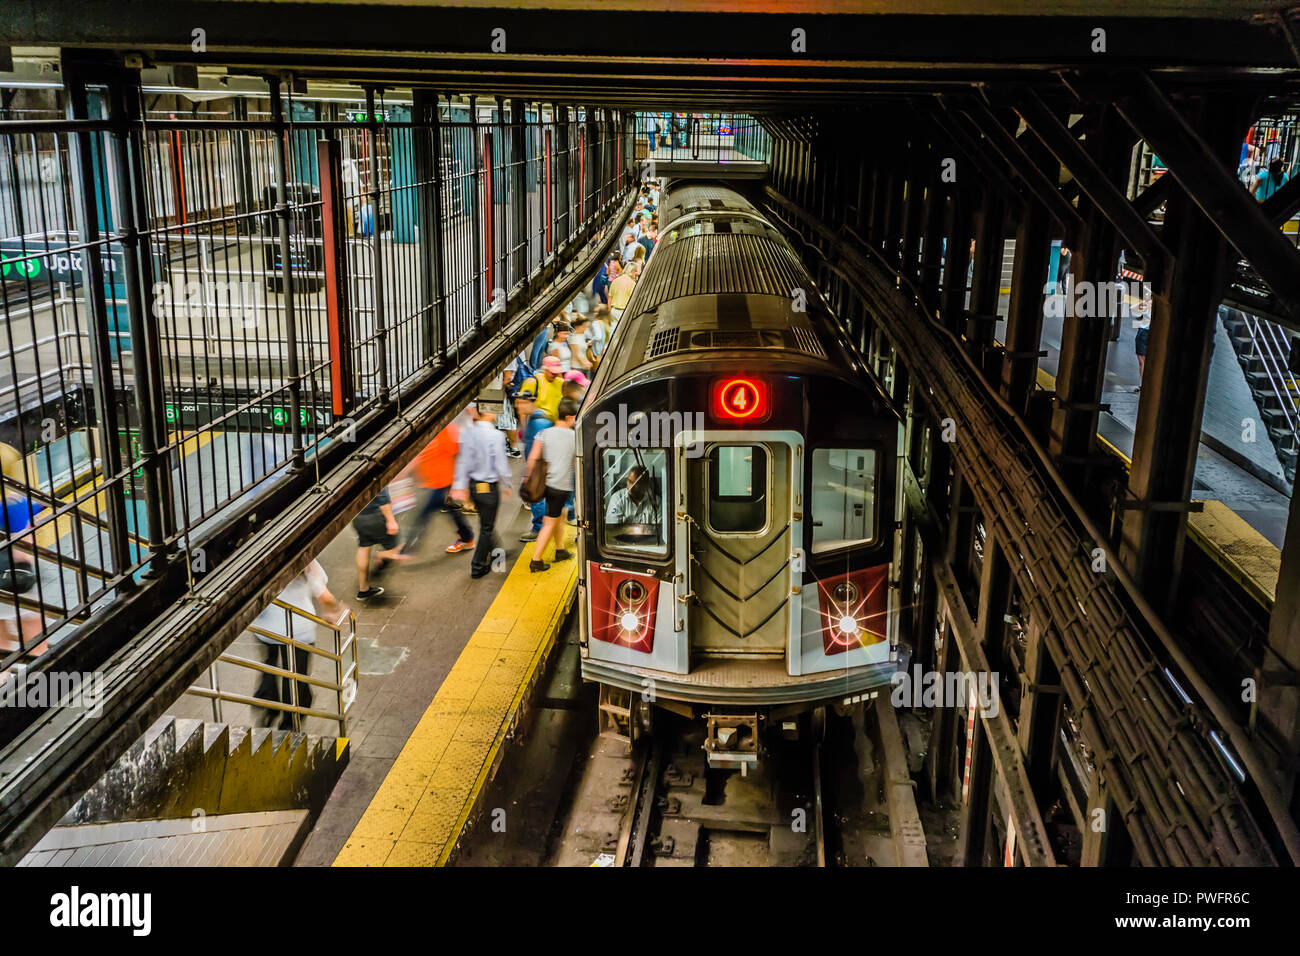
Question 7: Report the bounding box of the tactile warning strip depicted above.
[334,534,578,867]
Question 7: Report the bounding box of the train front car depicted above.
[577,182,902,769]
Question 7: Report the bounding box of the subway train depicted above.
[576,181,902,768]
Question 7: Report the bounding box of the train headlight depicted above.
[617,579,648,605]
[816,567,889,656]
[590,564,659,654]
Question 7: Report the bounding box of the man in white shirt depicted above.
[251,559,345,730]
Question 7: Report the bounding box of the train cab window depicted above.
[599,448,669,557]
[810,448,878,553]
[706,444,768,535]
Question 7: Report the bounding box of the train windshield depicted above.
[706,444,769,534]
[810,448,878,553]
[599,448,668,557]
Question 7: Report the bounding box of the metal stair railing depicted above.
[185,599,358,735]
[1233,311,1299,480]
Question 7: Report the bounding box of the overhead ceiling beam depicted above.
[947,95,1086,235]
[1009,87,1170,271]
[1111,71,1300,323]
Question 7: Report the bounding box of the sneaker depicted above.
[357,586,385,600]
[506,447,523,459]
[554,549,573,562]
[446,540,474,553]
[529,559,550,573]
[519,530,539,542]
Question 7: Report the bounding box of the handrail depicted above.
[185,598,358,735]
[1248,315,1299,432]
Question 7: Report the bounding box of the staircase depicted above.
[1218,305,1299,484]
[19,715,349,866]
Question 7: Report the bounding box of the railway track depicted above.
[553,699,926,867]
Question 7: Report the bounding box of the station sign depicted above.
[0,238,165,292]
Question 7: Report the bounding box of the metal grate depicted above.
[628,233,805,315]
[646,326,680,359]
[793,325,826,358]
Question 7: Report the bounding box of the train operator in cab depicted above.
[605,464,660,528]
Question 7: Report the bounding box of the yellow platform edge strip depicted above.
[333,533,578,867]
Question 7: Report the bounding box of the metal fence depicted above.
[0,76,632,672]
[630,112,771,165]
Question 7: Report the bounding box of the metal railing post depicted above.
[270,77,306,469]
[64,65,134,585]
[469,96,484,324]
[364,88,391,404]
[107,68,174,576]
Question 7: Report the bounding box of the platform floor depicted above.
[281,456,579,864]
[330,525,577,866]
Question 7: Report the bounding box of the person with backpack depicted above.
[518,355,565,423]
[514,379,553,542]
[524,398,578,573]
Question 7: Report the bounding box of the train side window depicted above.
[599,448,669,557]
[810,448,877,553]
[706,444,768,535]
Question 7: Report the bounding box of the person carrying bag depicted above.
[520,454,548,504]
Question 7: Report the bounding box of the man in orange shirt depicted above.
[402,423,475,554]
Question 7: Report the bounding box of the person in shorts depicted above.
[525,398,578,573]
[352,489,409,599]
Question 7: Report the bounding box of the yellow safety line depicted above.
[334,530,578,867]
[31,431,216,552]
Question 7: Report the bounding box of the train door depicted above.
[675,433,803,659]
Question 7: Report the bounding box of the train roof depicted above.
[593,182,864,393]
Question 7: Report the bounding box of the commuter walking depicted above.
[353,490,410,600]
[251,559,346,730]
[403,423,475,555]
[453,403,513,579]
[609,261,638,321]
[526,398,578,573]
[515,380,553,543]
[519,355,565,423]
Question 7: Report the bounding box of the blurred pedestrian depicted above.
[404,423,475,555]
[353,490,410,600]
[515,380,552,543]
[526,398,578,573]
[452,403,513,579]
[251,559,346,730]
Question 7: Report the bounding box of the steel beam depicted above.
[1260,481,1300,810]
[1119,98,1242,612]
[1011,89,1169,275]
[1048,107,1127,510]
[955,96,1085,238]
[1000,133,1055,414]
[1113,73,1300,325]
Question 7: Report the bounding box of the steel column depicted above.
[1119,99,1242,609]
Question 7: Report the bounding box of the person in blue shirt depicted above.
[452,403,513,578]
[1255,158,1289,201]
[529,324,552,370]
[591,261,611,305]
[514,380,553,542]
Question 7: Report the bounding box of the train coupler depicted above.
[703,712,761,773]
